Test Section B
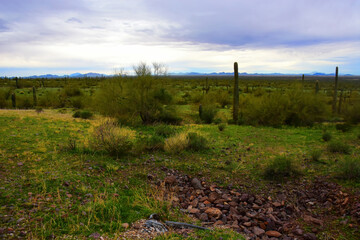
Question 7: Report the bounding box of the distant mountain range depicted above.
[5,71,355,78]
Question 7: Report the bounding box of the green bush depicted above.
[70,96,84,109]
[0,88,11,108]
[218,123,226,131]
[335,123,352,132]
[186,132,208,151]
[90,119,135,157]
[310,149,322,162]
[243,87,328,126]
[73,110,93,119]
[327,141,351,154]
[343,104,360,124]
[199,105,218,124]
[322,132,332,142]
[155,125,176,137]
[263,156,300,181]
[143,135,164,151]
[337,158,360,180]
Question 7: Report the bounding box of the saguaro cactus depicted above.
[332,66,339,114]
[32,86,37,106]
[11,93,16,108]
[233,62,239,122]
[302,74,305,86]
[315,80,320,94]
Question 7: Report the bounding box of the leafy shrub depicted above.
[158,106,182,125]
[187,132,208,151]
[64,86,82,97]
[243,88,328,126]
[17,95,33,109]
[70,96,84,109]
[322,132,332,142]
[90,119,135,157]
[263,156,300,181]
[335,123,352,132]
[35,107,43,114]
[199,105,218,124]
[0,88,11,108]
[337,158,360,180]
[343,104,360,124]
[327,141,351,154]
[310,149,322,162]
[143,135,164,151]
[164,132,188,154]
[218,123,226,131]
[73,110,93,119]
[155,125,176,137]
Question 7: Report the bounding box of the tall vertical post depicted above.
[233,62,239,122]
[33,86,37,107]
[332,66,339,114]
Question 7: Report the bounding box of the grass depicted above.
[0,109,359,239]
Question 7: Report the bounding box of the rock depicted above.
[209,192,219,202]
[191,178,203,189]
[293,228,304,236]
[266,230,282,237]
[164,175,177,185]
[253,226,265,236]
[121,223,129,229]
[205,207,222,219]
[199,213,209,221]
[303,215,323,226]
[89,232,101,239]
[304,233,317,240]
[243,221,252,227]
[17,162,24,166]
[189,208,200,214]
[214,220,223,225]
[272,202,282,207]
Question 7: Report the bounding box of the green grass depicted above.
[0,109,360,239]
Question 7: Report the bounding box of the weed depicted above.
[164,132,188,154]
[155,125,176,137]
[187,132,208,151]
[310,149,322,162]
[90,119,135,157]
[336,123,352,132]
[263,156,300,181]
[199,105,218,124]
[337,158,360,180]
[218,123,226,131]
[73,110,93,119]
[327,141,351,154]
[322,132,332,142]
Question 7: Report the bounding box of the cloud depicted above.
[66,17,83,24]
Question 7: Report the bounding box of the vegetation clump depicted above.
[73,110,93,119]
[263,156,300,181]
[322,131,332,142]
[335,123,352,132]
[310,149,322,162]
[327,141,351,154]
[164,131,208,154]
[199,105,218,124]
[218,123,226,131]
[186,132,208,151]
[337,158,360,180]
[90,119,135,157]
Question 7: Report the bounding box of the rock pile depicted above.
[160,169,359,240]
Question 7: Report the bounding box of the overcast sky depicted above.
[0,0,359,76]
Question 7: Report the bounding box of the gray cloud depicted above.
[0,19,9,32]
[66,17,82,24]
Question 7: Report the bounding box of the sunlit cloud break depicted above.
[0,0,359,76]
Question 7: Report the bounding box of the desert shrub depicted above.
[358,133,360,140]
[190,91,203,104]
[218,123,226,131]
[142,135,164,151]
[199,105,218,124]
[73,110,93,119]
[243,88,328,126]
[155,125,176,137]
[343,104,360,124]
[0,88,11,108]
[158,106,182,125]
[335,123,352,132]
[38,91,66,108]
[35,107,43,114]
[70,96,84,109]
[186,132,208,151]
[337,158,360,180]
[310,149,322,162]
[93,63,176,125]
[63,86,82,97]
[322,132,332,142]
[17,95,33,109]
[327,141,351,154]
[90,119,135,157]
[164,132,188,154]
[263,156,300,181]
